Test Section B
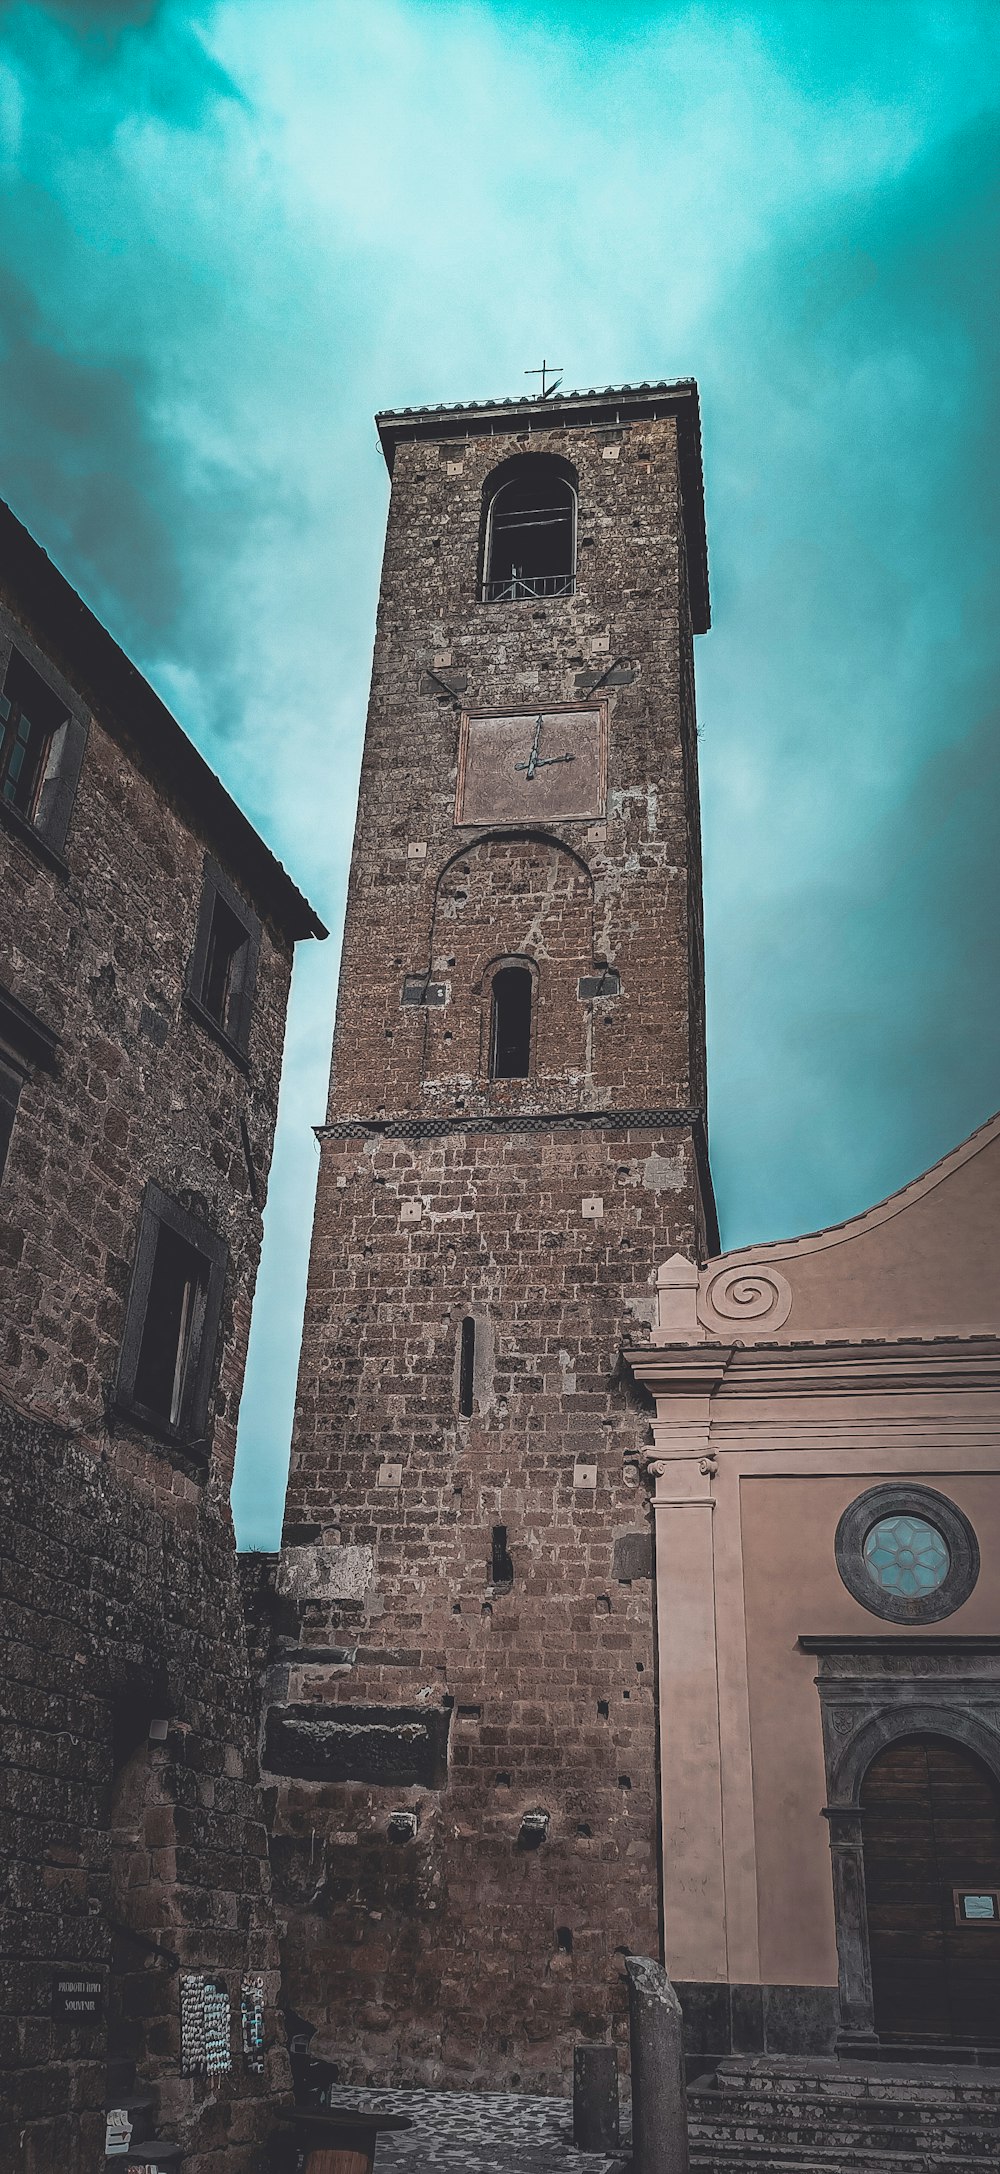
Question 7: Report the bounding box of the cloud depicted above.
[0,0,998,1540]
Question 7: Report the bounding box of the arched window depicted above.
[490,965,533,1078]
[482,456,576,602]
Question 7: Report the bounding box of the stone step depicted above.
[689,2137,1000,2170]
[694,2057,1000,2100]
[689,2152,1000,2174]
[689,2118,999,2151]
[689,2098,998,2133]
[695,2069,1000,2104]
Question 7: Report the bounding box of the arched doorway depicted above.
[861,1734,1000,2044]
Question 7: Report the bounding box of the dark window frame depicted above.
[184,856,261,1065]
[0,1053,26,1184]
[0,982,60,1187]
[0,625,88,868]
[115,1181,228,1458]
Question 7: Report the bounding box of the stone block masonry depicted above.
[263,383,716,2092]
[0,495,324,2170]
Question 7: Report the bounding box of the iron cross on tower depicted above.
[525,359,563,398]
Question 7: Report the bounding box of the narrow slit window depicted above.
[490,965,532,1080]
[459,1316,476,1417]
[491,1526,514,1588]
[133,1223,209,1430]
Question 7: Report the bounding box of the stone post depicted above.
[573,2044,619,2150]
[625,1955,689,2174]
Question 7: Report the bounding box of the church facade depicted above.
[636,1120,1000,2062]
[260,377,1000,2088]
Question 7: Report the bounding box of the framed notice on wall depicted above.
[954,1889,1000,1924]
[52,1971,104,2022]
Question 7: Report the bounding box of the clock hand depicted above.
[514,715,545,780]
[513,714,575,780]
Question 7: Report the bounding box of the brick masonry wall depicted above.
[0,583,299,2166]
[265,404,712,2092]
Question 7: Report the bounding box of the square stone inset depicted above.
[455,703,607,827]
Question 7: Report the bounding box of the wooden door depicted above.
[861,1734,1000,2043]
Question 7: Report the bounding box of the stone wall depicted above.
[264,394,713,2092]
[0,535,316,2167]
[1,1405,285,2174]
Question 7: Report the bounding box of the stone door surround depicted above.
[799,1636,1000,2047]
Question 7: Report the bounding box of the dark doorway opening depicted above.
[490,966,532,1079]
[861,1733,1000,2044]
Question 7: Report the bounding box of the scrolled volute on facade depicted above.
[696,1261,793,1337]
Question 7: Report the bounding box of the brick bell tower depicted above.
[264,379,716,2091]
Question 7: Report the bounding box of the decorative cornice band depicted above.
[317,1105,705,1143]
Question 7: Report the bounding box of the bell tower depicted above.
[265,380,715,2089]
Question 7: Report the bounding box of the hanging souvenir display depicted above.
[240,1974,266,2073]
[180,1970,232,2076]
[203,1977,232,2075]
[180,1971,206,2075]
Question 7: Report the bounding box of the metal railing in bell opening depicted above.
[482,572,576,602]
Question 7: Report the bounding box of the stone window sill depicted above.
[0,796,70,879]
[182,989,251,1074]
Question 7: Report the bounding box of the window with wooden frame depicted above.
[0,1054,25,1183]
[185,857,261,1061]
[0,982,60,1186]
[116,1183,228,1452]
[0,640,87,862]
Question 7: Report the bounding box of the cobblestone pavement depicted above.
[329,2085,632,2173]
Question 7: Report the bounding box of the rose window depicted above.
[863,1515,950,1598]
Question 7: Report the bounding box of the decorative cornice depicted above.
[318,1104,705,1143]
[623,1335,1000,1399]
[799,1635,1000,1656]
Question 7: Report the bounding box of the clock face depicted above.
[454,703,607,827]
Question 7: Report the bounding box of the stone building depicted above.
[260,379,716,2091]
[0,495,325,2171]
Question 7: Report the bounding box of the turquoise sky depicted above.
[2,1,998,1545]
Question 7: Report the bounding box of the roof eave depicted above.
[0,499,327,945]
[375,379,710,635]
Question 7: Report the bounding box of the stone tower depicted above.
[263,380,715,2091]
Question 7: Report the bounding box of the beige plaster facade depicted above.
[626,1109,1000,2059]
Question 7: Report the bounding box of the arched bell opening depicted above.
[481,455,577,602]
